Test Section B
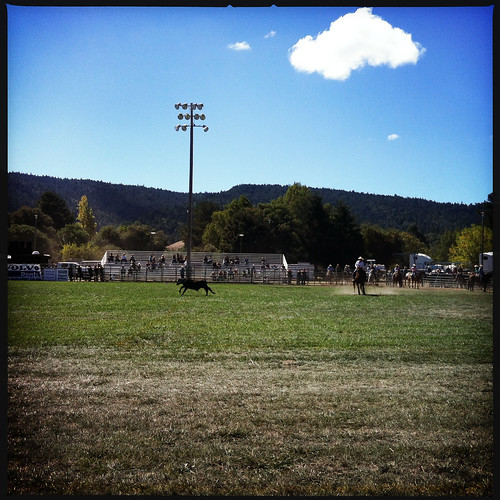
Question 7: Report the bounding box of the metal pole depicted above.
[481,211,484,267]
[34,214,38,251]
[187,104,194,278]
[176,102,207,279]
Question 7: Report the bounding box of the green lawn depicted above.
[8,281,493,495]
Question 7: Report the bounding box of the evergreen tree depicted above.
[259,198,300,259]
[190,201,221,249]
[37,191,74,230]
[9,206,54,232]
[58,223,90,246]
[407,223,429,246]
[328,200,364,267]
[118,224,157,251]
[361,224,394,265]
[202,196,270,253]
[477,192,493,229]
[95,225,122,248]
[280,183,328,263]
[429,229,458,262]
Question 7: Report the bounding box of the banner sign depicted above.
[8,263,42,280]
[43,268,69,281]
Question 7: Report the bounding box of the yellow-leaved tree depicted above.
[77,195,97,239]
[60,242,102,261]
[449,224,493,269]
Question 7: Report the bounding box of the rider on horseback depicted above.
[353,256,366,280]
[478,265,485,280]
[411,263,417,279]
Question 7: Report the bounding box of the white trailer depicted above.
[480,252,493,273]
[409,253,433,270]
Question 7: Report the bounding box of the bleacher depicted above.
[99,250,288,283]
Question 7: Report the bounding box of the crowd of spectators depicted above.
[204,255,287,282]
[105,252,187,273]
[69,264,105,282]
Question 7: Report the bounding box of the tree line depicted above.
[8,172,483,238]
[7,182,492,270]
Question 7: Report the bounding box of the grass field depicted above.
[7,281,493,495]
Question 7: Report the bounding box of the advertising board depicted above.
[43,268,69,281]
[7,263,42,280]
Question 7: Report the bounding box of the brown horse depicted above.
[468,272,493,292]
[353,268,366,295]
[467,274,480,291]
[455,272,466,289]
[392,269,403,287]
[406,271,423,289]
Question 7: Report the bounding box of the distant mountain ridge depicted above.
[7,172,481,240]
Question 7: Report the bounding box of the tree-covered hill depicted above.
[8,172,482,240]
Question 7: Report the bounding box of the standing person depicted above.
[327,264,334,280]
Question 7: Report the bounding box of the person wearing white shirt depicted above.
[353,256,365,279]
[354,257,365,270]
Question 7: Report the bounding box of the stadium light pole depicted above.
[480,211,485,267]
[239,233,244,254]
[33,214,38,252]
[174,103,208,278]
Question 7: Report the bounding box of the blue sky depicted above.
[7,4,493,205]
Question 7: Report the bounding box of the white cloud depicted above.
[388,134,400,141]
[227,41,251,51]
[264,30,276,38]
[288,7,426,81]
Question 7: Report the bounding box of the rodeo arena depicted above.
[7,248,493,292]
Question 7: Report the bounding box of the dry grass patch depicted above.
[8,347,493,495]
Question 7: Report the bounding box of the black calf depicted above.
[176,278,215,296]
